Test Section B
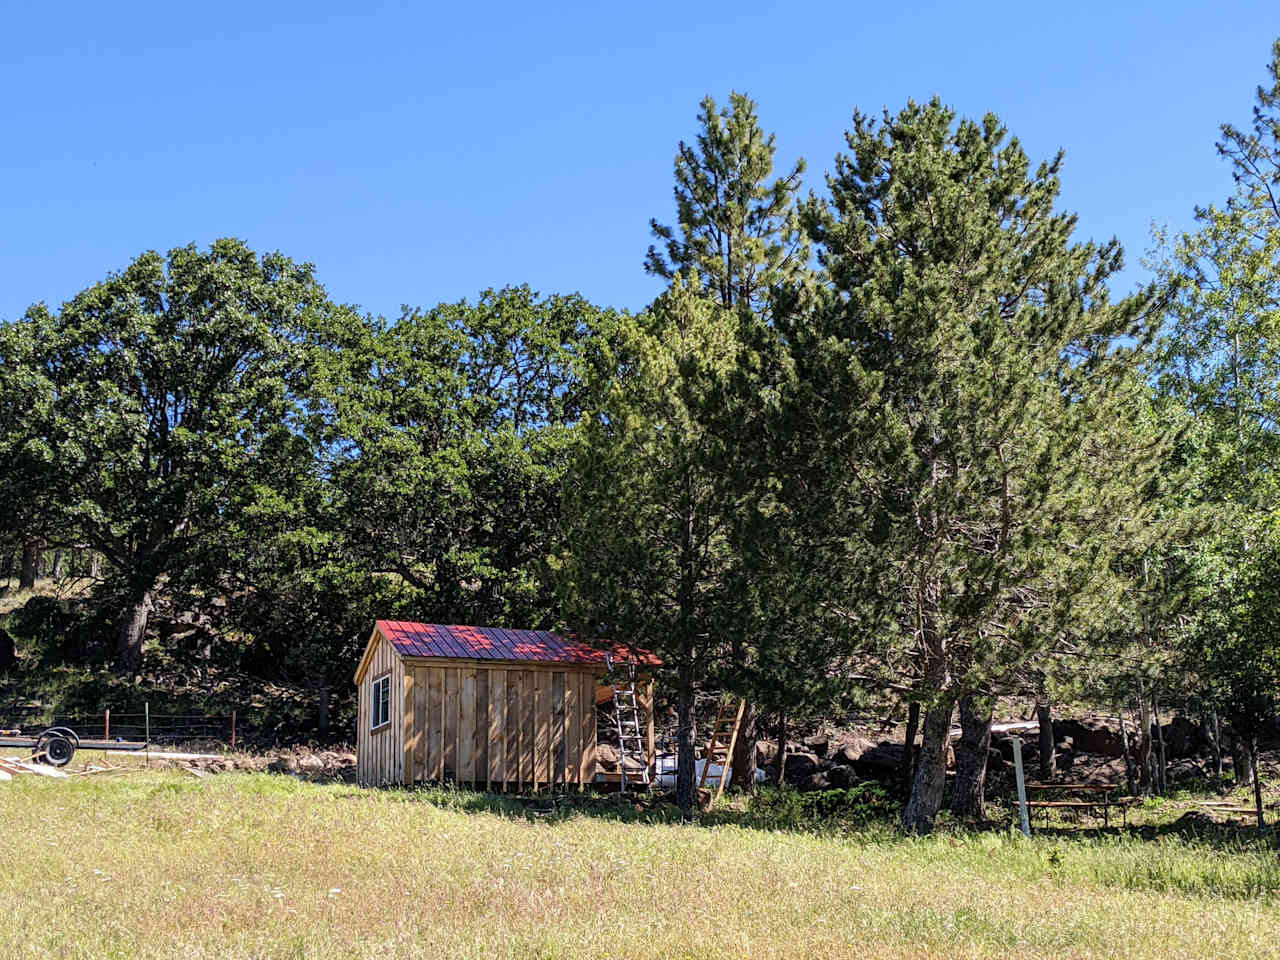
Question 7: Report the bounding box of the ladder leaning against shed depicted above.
[610,660,651,791]
[698,698,747,804]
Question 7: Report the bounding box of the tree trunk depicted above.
[674,664,697,817]
[1118,705,1136,796]
[774,711,788,787]
[88,551,102,580]
[1209,711,1223,777]
[951,695,993,819]
[901,696,956,834]
[50,550,65,580]
[1231,730,1255,788]
[900,700,920,802]
[1036,699,1055,781]
[1152,697,1168,796]
[117,588,156,670]
[1137,684,1153,795]
[1251,735,1264,829]
[19,539,39,590]
[729,701,757,791]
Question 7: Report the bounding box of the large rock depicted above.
[783,752,821,785]
[830,736,876,767]
[1053,718,1126,757]
[803,733,829,758]
[851,741,904,781]
[996,738,1035,769]
[755,739,778,766]
[826,764,858,789]
[1167,757,1205,783]
[802,771,832,791]
[1160,717,1207,759]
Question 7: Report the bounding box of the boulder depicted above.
[826,764,858,789]
[783,752,821,785]
[1160,717,1207,759]
[851,741,904,781]
[1167,758,1205,783]
[830,736,876,767]
[803,733,829,758]
[996,738,1035,768]
[802,771,832,791]
[1053,718,1126,758]
[755,739,778,766]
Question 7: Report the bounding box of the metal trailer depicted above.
[0,726,147,767]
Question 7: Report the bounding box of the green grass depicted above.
[2,768,1280,959]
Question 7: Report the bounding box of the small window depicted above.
[371,674,390,731]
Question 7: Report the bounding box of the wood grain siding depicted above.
[354,631,405,786]
[356,644,604,788]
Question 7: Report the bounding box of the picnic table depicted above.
[1023,781,1140,829]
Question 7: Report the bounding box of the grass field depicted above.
[2,761,1279,960]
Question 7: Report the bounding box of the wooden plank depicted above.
[475,669,489,789]
[443,668,458,780]
[564,669,580,785]
[713,699,746,804]
[460,667,476,784]
[580,671,597,784]
[403,670,416,784]
[551,671,565,786]
[489,669,505,787]
[534,670,550,787]
[505,669,520,789]
[427,668,443,781]
[646,679,656,777]
[414,667,427,781]
[357,673,366,784]
[521,670,535,787]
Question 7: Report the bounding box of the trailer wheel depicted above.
[44,726,81,748]
[37,732,75,767]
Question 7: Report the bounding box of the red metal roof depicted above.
[374,621,662,667]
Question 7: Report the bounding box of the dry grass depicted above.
[0,576,96,616]
[1,765,1278,960]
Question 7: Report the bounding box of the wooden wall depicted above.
[398,659,601,789]
[355,632,406,786]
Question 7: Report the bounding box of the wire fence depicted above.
[2,707,241,748]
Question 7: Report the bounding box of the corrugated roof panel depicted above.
[373,621,661,667]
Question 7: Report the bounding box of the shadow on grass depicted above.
[350,780,1280,859]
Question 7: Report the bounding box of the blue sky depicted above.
[3,1,1278,322]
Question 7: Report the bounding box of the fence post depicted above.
[231,710,237,751]
[104,708,110,741]
[145,702,150,768]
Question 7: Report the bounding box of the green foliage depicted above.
[778,98,1176,831]
[746,783,896,831]
[329,286,621,631]
[0,240,356,667]
[646,91,808,315]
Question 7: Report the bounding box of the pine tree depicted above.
[784,99,1171,833]
[646,92,807,317]
[556,279,746,816]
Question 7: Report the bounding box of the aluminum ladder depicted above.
[610,663,651,791]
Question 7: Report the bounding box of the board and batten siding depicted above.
[396,659,600,788]
[356,629,602,788]
[355,632,405,786]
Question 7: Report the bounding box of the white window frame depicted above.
[370,673,391,732]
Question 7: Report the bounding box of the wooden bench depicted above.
[1024,782,1139,829]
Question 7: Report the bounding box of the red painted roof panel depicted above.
[374,621,661,667]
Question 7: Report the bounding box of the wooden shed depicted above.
[354,620,658,788]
